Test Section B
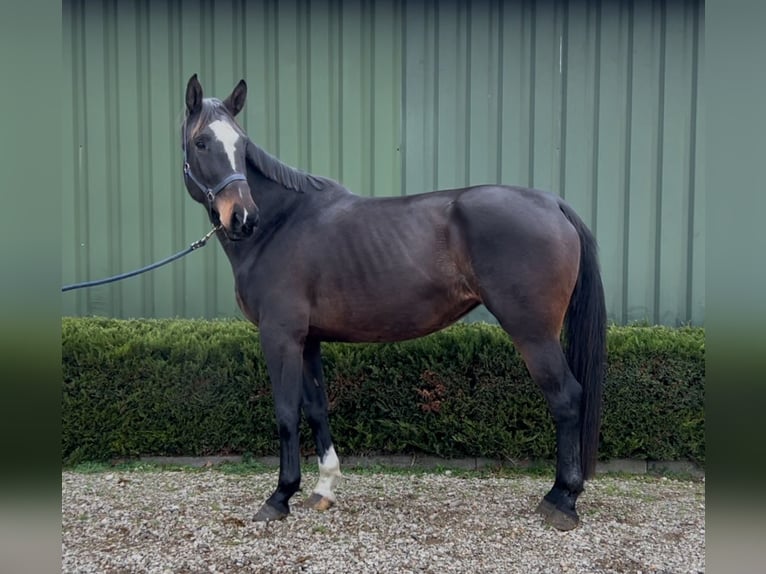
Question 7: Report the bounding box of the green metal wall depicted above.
[62,0,704,326]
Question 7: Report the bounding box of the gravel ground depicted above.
[62,468,704,573]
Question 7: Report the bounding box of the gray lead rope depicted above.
[61,226,220,292]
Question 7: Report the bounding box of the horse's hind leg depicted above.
[484,299,584,530]
[301,339,341,511]
[513,338,585,530]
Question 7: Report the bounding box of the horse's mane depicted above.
[186,98,328,193]
[245,139,327,193]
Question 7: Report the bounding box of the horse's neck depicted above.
[247,167,303,224]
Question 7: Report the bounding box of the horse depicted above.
[181,74,606,531]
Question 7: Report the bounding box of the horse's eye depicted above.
[195,140,207,150]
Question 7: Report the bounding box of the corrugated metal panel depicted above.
[62,0,402,319]
[63,0,704,326]
[402,0,704,325]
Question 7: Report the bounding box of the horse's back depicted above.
[452,184,570,234]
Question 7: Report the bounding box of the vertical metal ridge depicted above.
[206,0,218,316]
[72,0,87,315]
[169,0,184,317]
[135,0,149,315]
[198,0,211,317]
[653,0,667,325]
[105,0,122,317]
[526,0,536,187]
[263,0,273,147]
[80,0,92,310]
[367,0,375,196]
[558,0,568,198]
[432,1,439,190]
[145,0,156,317]
[464,2,472,186]
[242,0,249,132]
[399,0,406,195]
[337,0,344,185]
[305,0,312,171]
[202,0,211,82]
[269,0,282,157]
[167,0,176,316]
[622,0,635,325]
[395,0,402,196]
[179,0,187,316]
[103,0,112,309]
[233,0,242,82]
[208,0,216,82]
[297,0,304,168]
[241,0,248,133]
[519,0,530,187]
[297,0,304,167]
[328,0,335,180]
[495,0,504,184]
[590,0,601,234]
[685,0,700,324]
[330,0,340,184]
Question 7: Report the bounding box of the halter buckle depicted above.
[190,225,222,250]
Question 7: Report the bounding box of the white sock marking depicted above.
[209,119,241,171]
[314,445,341,501]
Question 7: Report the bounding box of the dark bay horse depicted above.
[181,75,606,531]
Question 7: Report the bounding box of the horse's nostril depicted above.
[241,218,254,236]
[228,209,255,238]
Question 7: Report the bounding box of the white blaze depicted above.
[209,119,241,171]
[314,445,342,501]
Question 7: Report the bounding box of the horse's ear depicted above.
[186,74,203,115]
[223,79,247,117]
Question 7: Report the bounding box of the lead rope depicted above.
[61,225,221,292]
[63,118,231,293]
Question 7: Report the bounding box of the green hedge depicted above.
[62,318,705,466]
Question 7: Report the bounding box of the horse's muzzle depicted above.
[228,206,259,239]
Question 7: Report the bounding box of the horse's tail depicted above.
[558,201,607,480]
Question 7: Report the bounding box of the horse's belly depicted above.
[309,285,480,343]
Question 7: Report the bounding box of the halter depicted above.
[182,117,248,205]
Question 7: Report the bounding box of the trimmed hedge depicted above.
[62,318,704,466]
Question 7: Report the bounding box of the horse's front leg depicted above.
[301,338,342,511]
[253,327,305,522]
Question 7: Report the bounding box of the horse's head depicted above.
[182,74,259,240]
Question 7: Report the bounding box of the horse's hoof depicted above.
[536,499,580,531]
[253,503,288,522]
[304,492,335,511]
[536,498,556,518]
[546,508,580,531]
